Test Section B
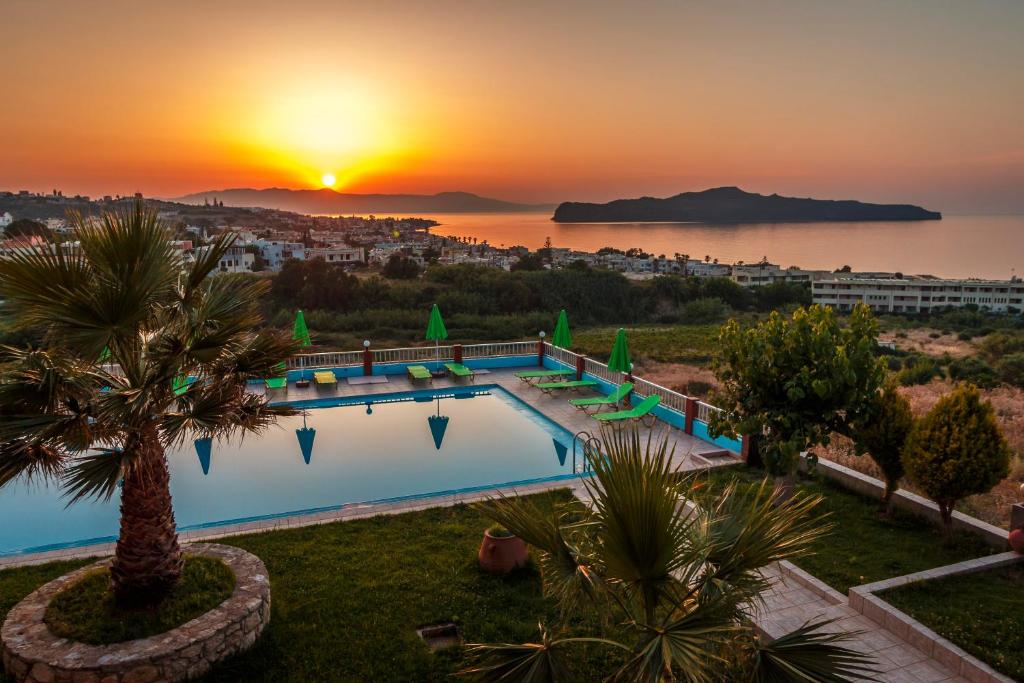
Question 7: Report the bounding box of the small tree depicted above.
[853,383,915,515]
[709,304,885,492]
[903,384,1012,538]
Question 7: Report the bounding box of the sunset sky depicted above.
[3,0,1023,213]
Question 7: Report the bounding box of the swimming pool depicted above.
[0,385,579,556]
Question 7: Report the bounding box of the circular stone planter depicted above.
[1,543,270,683]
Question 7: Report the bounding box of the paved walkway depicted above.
[755,564,966,682]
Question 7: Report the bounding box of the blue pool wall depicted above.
[264,354,741,454]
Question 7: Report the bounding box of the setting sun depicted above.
[321,173,336,188]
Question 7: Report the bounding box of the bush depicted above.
[898,356,941,386]
[685,380,713,397]
[957,331,973,341]
[979,331,1024,361]
[997,353,1024,388]
[903,384,1012,537]
[679,297,729,324]
[853,383,915,512]
[947,356,998,388]
[381,254,421,279]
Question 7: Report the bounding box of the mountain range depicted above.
[172,188,552,214]
[552,187,941,223]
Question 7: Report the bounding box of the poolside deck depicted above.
[260,366,740,470]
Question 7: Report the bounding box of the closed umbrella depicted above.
[296,411,316,465]
[551,309,572,349]
[427,397,450,450]
[293,310,312,348]
[607,328,632,408]
[425,304,448,372]
[194,437,212,475]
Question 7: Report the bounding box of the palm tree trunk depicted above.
[110,425,183,605]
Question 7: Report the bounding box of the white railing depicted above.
[463,341,535,358]
[288,350,362,370]
[285,340,731,437]
[374,345,453,365]
[632,377,688,414]
[542,342,576,368]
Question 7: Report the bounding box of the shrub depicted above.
[679,297,729,323]
[853,383,915,514]
[928,332,941,339]
[947,356,998,388]
[957,331,973,341]
[997,353,1024,388]
[980,331,1024,361]
[898,356,941,386]
[685,380,713,397]
[903,384,1012,537]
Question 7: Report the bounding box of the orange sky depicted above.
[2,1,1023,212]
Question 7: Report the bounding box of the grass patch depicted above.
[574,324,722,365]
[2,491,615,682]
[881,566,1024,680]
[696,466,993,591]
[43,556,234,645]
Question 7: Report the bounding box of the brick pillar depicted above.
[741,433,762,468]
[454,344,463,364]
[575,355,585,381]
[362,345,373,376]
[684,397,697,435]
[537,339,545,367]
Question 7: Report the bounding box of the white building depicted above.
[730,262,828,288]
[0,212,13,228]
[256,240,305,271]
[306,246,364,265]
[686,261,732,278]
[813,277,1024,314]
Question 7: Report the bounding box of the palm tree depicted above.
[0,203,297,605]
[459,427,877,682]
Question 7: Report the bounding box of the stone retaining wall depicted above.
[1,544,270,683]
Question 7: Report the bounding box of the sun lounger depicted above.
[407,365,433,383]
[536,379,598,394]
[264,377,287,395]
[570,382,634,413]
[593,394,661,426]
[514,368,575,384]
[314,371,338,388]
[444,362,475,381]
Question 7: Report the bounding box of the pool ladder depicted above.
[572,430,601,474]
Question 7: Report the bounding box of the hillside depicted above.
[174,188,553,214]
[552,187,941,223]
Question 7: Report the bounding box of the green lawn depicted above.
[1,491,616,682]
[573,324,722,365]
[697,466,994,591]
[882,566,1024,681]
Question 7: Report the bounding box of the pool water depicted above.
[0,386,578,556]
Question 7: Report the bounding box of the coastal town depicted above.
[2,190,1022,316]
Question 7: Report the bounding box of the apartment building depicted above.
[812,277,1024,314]
[306,246,364,265]
[730,262,829,288]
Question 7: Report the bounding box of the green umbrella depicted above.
[426,304,448,371]
[98,346,111,363]
[607,328,631,374]
[293,310,312,348]
[551,309,572,349]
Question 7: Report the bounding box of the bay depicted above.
[426,212,1023,280]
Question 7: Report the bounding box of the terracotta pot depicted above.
[478,530,528,574]
[1009,528,1024,553]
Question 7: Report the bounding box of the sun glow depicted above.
[321,173,336,188]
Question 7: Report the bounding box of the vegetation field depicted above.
[882,566,1024,681]
[697,465,993,591]
[573,323,722,366]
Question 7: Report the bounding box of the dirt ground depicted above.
[885,328,977,358]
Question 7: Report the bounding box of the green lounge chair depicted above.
[314,370,338,388]
[570,382,634,414]
[514,368,575,384]
[265,377,288,395]
[536,379,598,394]
[593,394,661,427]
[444,362,475,382]
[407,365,432,383]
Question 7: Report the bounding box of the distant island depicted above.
[173,188,553,215]
[552,187,941,223]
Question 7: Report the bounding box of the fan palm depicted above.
[460,426,878,682]
[0,202,297,604]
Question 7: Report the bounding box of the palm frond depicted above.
[160,385,295,447]
[62,448,127,504]
[0,440,66,487]
[750,619,879,682]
